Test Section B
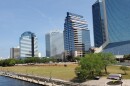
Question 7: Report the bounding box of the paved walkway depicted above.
[82,77,130,86]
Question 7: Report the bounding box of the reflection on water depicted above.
[0,76,42,86]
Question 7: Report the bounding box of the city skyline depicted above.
[0,0,96,58]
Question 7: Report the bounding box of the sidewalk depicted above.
[82,77,130,86]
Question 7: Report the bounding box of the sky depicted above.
[0,0,96,58]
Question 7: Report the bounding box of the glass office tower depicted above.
[64,12,91,57]
[45,30,64,58]
[92,0,106,47]
[93,0,130,55]
[20,31,38,58]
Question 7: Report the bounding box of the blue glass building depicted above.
[20,31,38,58]
[64,12,91,57]
[92,0,106,47]
[93,0,130,55]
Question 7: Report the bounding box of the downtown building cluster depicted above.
[10,0,130,59]
[45,12,91,60]
[46,0,130,59]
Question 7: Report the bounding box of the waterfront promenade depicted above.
[1,71,130,86]
[1,63,130,86]
[0,71,81,86]
[0,71,53,86]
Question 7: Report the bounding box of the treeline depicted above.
[0,57,57,67]
[124,54,130,60]
[115,54,130,62]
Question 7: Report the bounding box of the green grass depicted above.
[0,64,77,80]
[0,64,130,80]
[106,65,130,79]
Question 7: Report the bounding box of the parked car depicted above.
[94,76,100,80]
[108,74,122,80]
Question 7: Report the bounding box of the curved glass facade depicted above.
[20,31,38,58]
[103,41,130,55]
[105,0,130,43]
[93,0,130,55]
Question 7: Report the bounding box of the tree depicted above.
[120,66,129,75]
[98,53,116,74]
[0,60,4,66]
[15,59,25,64]
[75,53,116,81]
[124,54,130,62]
[74,57,81,63]
[66,55,74,62]
[75,53,104,81]
[24,57,41,64]
[41,57,56,63]
[0,59,16,67]
[75,67,88,81]
[9,59,16,66]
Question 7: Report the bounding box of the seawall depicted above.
[0,71,82,86]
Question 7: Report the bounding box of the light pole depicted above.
[50,71,52,81]
[32,71,33,75]
[26,69,27,75]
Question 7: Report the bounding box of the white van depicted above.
[108,74,122,80]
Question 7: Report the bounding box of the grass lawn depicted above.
[107,65,130,79]
[0,64,77,80]
[0,64,130,80]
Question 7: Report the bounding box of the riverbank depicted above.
[1,64,130,85]
[0,71,81,86]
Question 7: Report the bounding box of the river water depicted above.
[0,76,42,86]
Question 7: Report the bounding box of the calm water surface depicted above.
[0,76,42,86]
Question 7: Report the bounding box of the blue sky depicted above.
[0,0,96,58]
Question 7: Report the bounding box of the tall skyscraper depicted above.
[45,30,64,58]
[10,47,20,59]
[64,12,91,57]
[92,0,106,48]
[93,0,130,55]
[20,31,38,58]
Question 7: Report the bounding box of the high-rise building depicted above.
[93,0,130,55]
[64,12,91,57]
[10,47,20,59]
[20,31,38,58]
[92,0,106,48]
[45,30,64,59]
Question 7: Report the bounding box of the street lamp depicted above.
[49,71,52,81]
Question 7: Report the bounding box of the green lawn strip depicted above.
[1,65,130,80]
[0,64,77,80]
